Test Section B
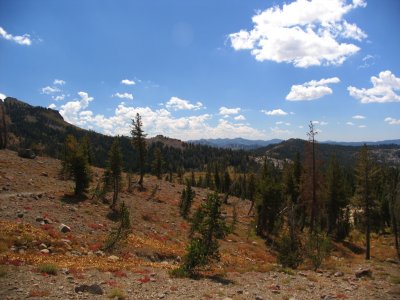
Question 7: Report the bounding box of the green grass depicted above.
[107,288,126,299]
[37,263,58,275]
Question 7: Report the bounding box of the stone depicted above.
[355,268,372,278]
[39,243,47,250]
[95,250,105,257]
[35,217,43,222]
[74,284,103,295]
[40,172,48,177]
[385,258,399,264]
[255,296,263,300]
[158,293,166,299]
[59,224,71,233]
[40,249,50,254]
[17,212,24,218]
[334,271,344,277]
[108,255,119,262]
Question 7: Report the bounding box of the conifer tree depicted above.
[131,113,147,190]
[0,100,8,149]
[214,164,221,192]
[103,201,131,251]
[71,147,91,196]
[325,155,348,237]
[223,170,231,194]
[152,148,163,179]
[61,134,78,179]
[174,193,229,277]
[306,121,318,233]
[108,138,123,209]
[354,144,378,260]
[180,181,195,219]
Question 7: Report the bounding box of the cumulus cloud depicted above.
[53,79,66,85]
[219,106,241,115]
[262,108,288,116]
[165,96,203,111]
[229,0,366,68]
[346,122,355,126]
[352,115,365,119]
[59,92,94,124]
[234,115,246,121]
[0,93,6,101]
[41,86,60,94]
[286,77,340,101]
[48,103,57,109]
[348,70,400,103]
[52,94,65,101]
[121,79,135,85]
[113,92,133,100]
[384,117,400,125]
[0,26,32,46]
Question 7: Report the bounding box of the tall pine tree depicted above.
[131,113,147,190]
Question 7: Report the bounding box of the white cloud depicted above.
[113,92,133,100]
[228,0,366,68]
[0,26,32,46]
[312,120,328,126]
[219,106,241,115]
[348,70,400,103]
[53,79,66,85]
[59,92,94,124]
[166,96,203,110]
[52,94,65,101]
[234,115,246,121]
[384,117,400,125]
[352,115,365,119]
[286,77,340,101]
[41,86,60,94]
[48,103,57,109]
[262,108,288,116]
[0,93,6,101]
[346,122,355,126]
[121,79,135,85]
[358,125,366,128]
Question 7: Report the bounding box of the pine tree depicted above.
[152,148,163,179]
[61,134,78,179]
[180,181,195,219]
[306,121,318,233]
[256,163,283,237]
[223,170,231,194]
[325,155,349,239]
[0,100,8,149]
[80,135,93,165]
[131,113,147,190]
[214,164,221,192]
[71,148,91,196]
[108,138,123,209]
[103,201,131,251]
[354,144,378,260]
[174,193,229,277]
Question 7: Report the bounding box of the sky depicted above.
[0,0,399,142]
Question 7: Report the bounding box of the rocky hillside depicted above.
[0,149,399,299]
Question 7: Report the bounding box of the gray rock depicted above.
[355,268,372,278]
[334,271,344,277]
[40,249,50,254]
[17,212,24,218]
[59,223,71,233]
[74,284,103,295]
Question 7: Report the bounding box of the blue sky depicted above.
[0,0,399,141]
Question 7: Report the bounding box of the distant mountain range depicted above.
[188,138,283,150]
[189,137,400,150]
[1,96,399,168]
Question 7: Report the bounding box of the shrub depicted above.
[304,231,331,271]
[103,202,131,251]
[37,263,58,275]
[277,234,303,269]
[107,288,126,299]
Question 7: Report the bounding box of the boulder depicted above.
[59,224,71,233]
[74,284,103,295]
[355,268,372,278]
